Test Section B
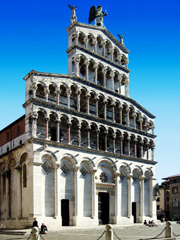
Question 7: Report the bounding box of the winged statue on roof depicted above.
[88,6,107,27]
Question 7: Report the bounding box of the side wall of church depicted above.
[0,144,34,228]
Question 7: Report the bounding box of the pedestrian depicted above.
[33,217,39,228]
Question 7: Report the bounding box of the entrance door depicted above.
[61,199,69,226]
[98,192,109,224]
[132,202,137,223]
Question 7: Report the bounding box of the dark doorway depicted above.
[98,192,109,224]
[132,202,137,223]
[61,199,69,226]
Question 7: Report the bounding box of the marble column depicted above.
[75,56,80,77]
[119,107,122,124]
[78,126,81,147]
[118,75,122,94]
[134,140,137,158]
[85,60,89,81]
[139,118,143,131]
[102,68,107,87]
[76,90,80,112]
[126,108,130,127]
[94,64,98,84]
[45,89,49,102]
[56,90,60,105]
[91,168,97,219]
[127,138,130,156]
[95,98,98,117]
[112,104,115,122]
[112,134,116,153]
[127,175,132,218]
[73,166,80,222]
[120,137,123,155]
[96,130,99,150]
[114,172,120,223]
[93,39,97,53]
[151,146,155,161]
[133,113,137,129]
[45,117,49,140]
[67,123,71,144]
[104,131,108,152]
[56,120,60,142]
[149,177,153,217]
[110,71,115,91]
[67,89,71,108]
[104,101,107,120]
[125,82,129,97]
[32,114,37,138]
[146,144,150,160]
[139,177,144,222]
[87,127,91,148]
[86,94,90,114]
[140,142,143,158]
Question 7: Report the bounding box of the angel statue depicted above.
[68,4,77,24]
[89,6,107,27]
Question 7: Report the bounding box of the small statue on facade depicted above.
[89,6,107,27]
[68,4,77,24]
[117,34,125,46]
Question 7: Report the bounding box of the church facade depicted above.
[0,7,157,229]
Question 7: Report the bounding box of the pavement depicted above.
[0,222,180,240]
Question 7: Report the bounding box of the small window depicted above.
[167,197,169,201]
[157,197,160,202]
[172,199,178,207]
[100,172,108,183]
[23,164,27,188]
[172,187,178,194]
[157,205,160,210]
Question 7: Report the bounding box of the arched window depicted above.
[23,164,27,188]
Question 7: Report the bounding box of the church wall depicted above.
[0,11,157,228]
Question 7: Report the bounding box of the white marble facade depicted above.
[0,17,157,229]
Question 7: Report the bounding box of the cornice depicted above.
[27,137,157,166]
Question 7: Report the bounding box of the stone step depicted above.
[0,230,27,235]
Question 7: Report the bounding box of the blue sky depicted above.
[0,0,180,184]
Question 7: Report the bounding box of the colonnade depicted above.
[29,83,154,134]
